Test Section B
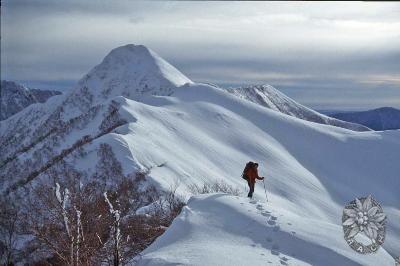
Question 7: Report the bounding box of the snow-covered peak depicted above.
[96,44,191,87]
[75,44,192,102]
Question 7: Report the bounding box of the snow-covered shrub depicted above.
[188,179,242,196]
[98,100,127,134]
[92,143,125,187]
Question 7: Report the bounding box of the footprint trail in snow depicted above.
[249,198,294,265]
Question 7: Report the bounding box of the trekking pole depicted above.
[263,178,269,202]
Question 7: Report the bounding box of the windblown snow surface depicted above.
[1,44,399,265]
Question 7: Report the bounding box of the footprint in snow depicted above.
[273,225,280,232]
[269,243,280,256]
[281,257,289,262]
[271,250,280,256]
[270,216,277,221]
[261,212,270,217]
[280,260,288,265]
[287,222,292,225]
[267,220,276,226]
[256,205,264,210]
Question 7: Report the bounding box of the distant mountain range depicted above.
[328,107,400,130]
[1,80,61,120]
[227,85,371,131]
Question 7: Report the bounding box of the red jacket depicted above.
[246,167,263,184]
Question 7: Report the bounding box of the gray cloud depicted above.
[1,1,399,110]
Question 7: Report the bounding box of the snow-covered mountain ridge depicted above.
[227,85,371,132]
[1,44,399,264]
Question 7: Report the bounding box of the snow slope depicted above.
[330,107,400,131]
[1,44,399,264]
[137,194,396,266]
[227,85,371,132]
[115,83,400,262]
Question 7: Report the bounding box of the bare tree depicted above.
[0,196,20,265]
[5,144,185,265]
[104,192,121,266]
[20,172,184,265]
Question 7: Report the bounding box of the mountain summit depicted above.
[76,44,192,101]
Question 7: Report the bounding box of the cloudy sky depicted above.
[1,1,400,110]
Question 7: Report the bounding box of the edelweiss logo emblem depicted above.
[342,195,386,254]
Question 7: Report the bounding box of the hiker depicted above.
[242,162,264,198]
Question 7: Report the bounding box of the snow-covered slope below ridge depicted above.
[227,85,371,132]
[1,44,399,264]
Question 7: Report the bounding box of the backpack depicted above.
[241,161,254,180]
